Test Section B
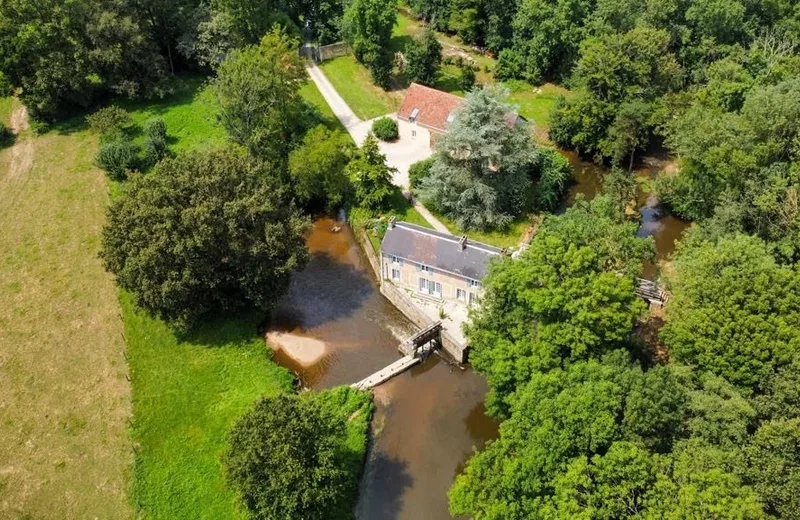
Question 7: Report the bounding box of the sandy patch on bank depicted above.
[266,332,327,367]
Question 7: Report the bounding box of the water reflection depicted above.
[266,218,499,519]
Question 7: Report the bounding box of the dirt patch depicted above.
[5,105,33,180]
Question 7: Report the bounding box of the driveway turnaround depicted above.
[305,59,449,233]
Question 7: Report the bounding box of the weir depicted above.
[351,322,443,390]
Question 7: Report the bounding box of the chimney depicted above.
[459,235,467,251]
[389,216,396,229]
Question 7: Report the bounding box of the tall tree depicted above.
[214,27,309,160]
[0,0,168,119]
[346,133,395,211]
[466,195,653,416]
[419,87,560,230]
[226,393,353,520]
[289,125,355,212]
[343,0,397,88]
[404,28,442,86]
[661,234,800,390]
[101,147,309,331]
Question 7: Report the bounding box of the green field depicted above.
[121,78,226,153]
[123,293,294,519]
[319,56,398,120]
[300,81,348,133]
[0,100,132,518]
[0,96,16,126]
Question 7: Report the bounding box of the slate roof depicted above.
[380,222,503,280]
[397,83,465,132]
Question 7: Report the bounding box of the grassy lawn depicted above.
[122,77,226,154]
[122,293,294,519]
[319,56,398,120]
[0,117,132,517]
[506,81,570,129]
[430,209,530,249]
[0,96,16,126]
[300,81,348,133]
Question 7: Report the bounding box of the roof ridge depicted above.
[394,221,502,254]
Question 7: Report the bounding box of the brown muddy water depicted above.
[266,153,687,519]
[267,218,497,520]
[562,151,691,275]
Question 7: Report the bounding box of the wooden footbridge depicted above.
[351,322,442,390]
[635,277,669,306]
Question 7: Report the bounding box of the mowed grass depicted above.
[300,81,348,133]
[0,118,132,517]
[319,56,398,119]
[431,209,530,249]
[122,293,293,519]
[122,77,226,153]
[0,96,16,126]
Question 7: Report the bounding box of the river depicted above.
[267,219,497,520]
[265,154,688,520]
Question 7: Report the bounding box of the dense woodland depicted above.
[3,0,800,519]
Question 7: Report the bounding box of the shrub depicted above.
[86,106,133,135]
[460,64,476,92]
[496,48,525,81]
[409,157,435,189]
[143,117,168,166]
[371,117,399,141]
[96,138,141,181]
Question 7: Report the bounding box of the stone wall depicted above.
[319,42,351,62]
[355,228,381,279]
[380,281,467,363]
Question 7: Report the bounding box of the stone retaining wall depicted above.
[354,226,468,363]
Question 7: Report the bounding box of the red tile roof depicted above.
[397,83,465,132]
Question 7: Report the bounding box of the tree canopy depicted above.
[225,388,372,520]
[660,233,800,391]
[418,86,571,230]
[404,28,442,86]
[467,195,653,416]
[101,147,309,331]
[343,0,397,88]
[289,125,355,213]
[214,28,310,161]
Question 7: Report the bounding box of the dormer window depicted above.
[446,112,455,123]
[410,107,420,122]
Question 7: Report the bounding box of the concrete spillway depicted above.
[351,355,422,390]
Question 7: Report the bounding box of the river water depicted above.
[267,219,497,520]
[265,154,688,520]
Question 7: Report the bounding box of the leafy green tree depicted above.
[661,234,800,390]
[143,116,169,165]
[459,63,476,91]
[467,196,653,415]
[404,28,442,86]
[645,438,767,519]
[225,392,356,520]
[753,355,800,421]
[409,157,435,189]
[419,87,549,230]
[407,0,452,32]
[529,147,572,212]
[343,0,397,88]
[0,0,167,119]
[214,27,308,160]
[347,133,395,211]
[101,147,309,331]
[448,0,482,44]
[550,27,682,163]
[745,418,800,517]
[289,125,355,212]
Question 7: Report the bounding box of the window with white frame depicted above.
[392,268,401,281]
[418,277,442,298]
[469,292,478,306]
[456,288,467,302]
[419,264,432,273]
[469,279,482,288]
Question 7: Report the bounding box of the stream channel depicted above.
[265,153,689,520]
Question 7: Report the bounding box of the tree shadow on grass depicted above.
[389,34,414,55]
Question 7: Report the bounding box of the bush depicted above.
[409,157,435,189]
[96,138,141,181]
[143,117,168,166]
[460,64,476,92]
[496,48,525,81]
[371,117,399,141]
[86,106,133,135]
